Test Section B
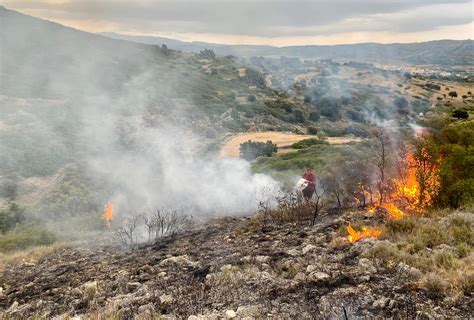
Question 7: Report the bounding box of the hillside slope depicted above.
[1,212,472,318]
[102,32,474,66]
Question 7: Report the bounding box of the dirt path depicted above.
[219,132,363,158]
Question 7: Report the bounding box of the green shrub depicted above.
[293,110,305,123]
[0,225,56,252]
[309,111,320,121]
[307,126,318,135]
[452,109,469,119]
[292,138,329,149]
[385,217,417,237]
[240,140,277,161]
[413,224,448,251]
[0,202,25,233]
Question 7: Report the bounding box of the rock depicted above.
[309,272,330,282]
[225,310,237,318]
[160,294,173,305]
[372,297,390,308]
[7,301,19,313]
[0,286,4,298]
[287,249,300,257]
[158,271,167,277]
[358,258,377,274]
[306,265,318,273]
[126,282,141,292]
[159,255,199,268]
[236,305,261,318]
[137,303,155,317]
[302,244,317,255]
[294,272,306,281]
[388,299,397,309]
[255,255,270,263]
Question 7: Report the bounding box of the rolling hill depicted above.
[101,32,474,66]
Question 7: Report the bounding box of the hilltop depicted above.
[102,32,474,66]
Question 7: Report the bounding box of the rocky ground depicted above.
[0,212,472,319]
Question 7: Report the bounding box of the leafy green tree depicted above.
[309,111,320,121]
[0,202,25,233]
[294,110,305,123]
[452,109,469,119]
[448,91,458,99]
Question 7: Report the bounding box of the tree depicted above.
[294,110,305,123]
[247,94,256,102]
[309,111,320,121]
[394,97,409,113]
[452,109,469,119]
[448,91,458,99]
[372,128,391,205]
[239,140,277,161]
[196,49,216,59]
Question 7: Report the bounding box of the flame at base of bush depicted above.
[103,201,113,227]
[346,224,382,243]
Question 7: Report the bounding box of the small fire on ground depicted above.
[346,224,382,243]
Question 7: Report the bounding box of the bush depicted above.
[452,109,469,119]
[0,202,25,233]
[394,97,409,113]
[293,110,305,123]
[0,225,56,252]
[292,138,329,149]
[317,98,341,122]
[247,94,257,102]
[309,111,320,121]
[425,83,441,91]
[240,140,277,161]
[307,126,318,135]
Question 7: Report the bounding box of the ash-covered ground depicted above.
[1,212,472,319]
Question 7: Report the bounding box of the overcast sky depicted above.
[3,0,473,45]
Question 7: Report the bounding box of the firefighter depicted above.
[302,168,317,202]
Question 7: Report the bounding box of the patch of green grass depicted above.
[0,225,56,252]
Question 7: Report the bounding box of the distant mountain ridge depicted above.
[101,32,474,66]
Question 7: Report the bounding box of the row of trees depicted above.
[240,140,278,161]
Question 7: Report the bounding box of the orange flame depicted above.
[103,201,113,227]
[347,224,382,243]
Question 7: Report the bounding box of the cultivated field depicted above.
[219,131,363,158]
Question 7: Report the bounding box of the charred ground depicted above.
[1,209,472,319]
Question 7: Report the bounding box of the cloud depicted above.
[3,0,473,44]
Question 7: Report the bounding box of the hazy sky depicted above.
[3,0,474,45]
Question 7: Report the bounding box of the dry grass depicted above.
[369,210,474,297]
[0,242,69,270]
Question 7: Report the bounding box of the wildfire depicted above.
[347,224,382,243]
[364,151,440,220]
[103,201,113,227]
